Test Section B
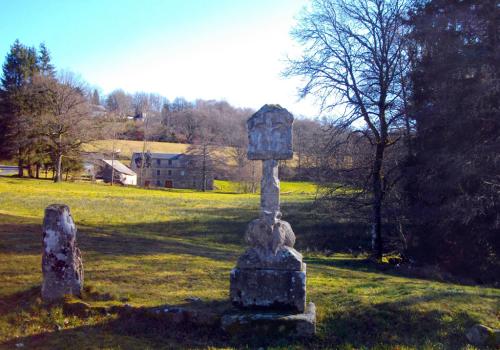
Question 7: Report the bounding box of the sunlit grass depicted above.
[0,177,498,349]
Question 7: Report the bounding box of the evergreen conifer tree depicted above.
[0,40,48,176]
[38,43,56,77]
[406,0,499,280]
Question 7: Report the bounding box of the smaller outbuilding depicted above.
[98,159,137,185]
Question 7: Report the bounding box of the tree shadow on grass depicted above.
[306,256,374,271]
[319,298,479,349]
[0,208,368,268]
[0,202,490,287]
[0,285,307,349]
[0,285,41,316]
[75,205,257,261]
[0,213,41,254]
[0,199,369,256]
[0,209,484,288]
[281,201,372,253]
[0,287,484,349]
[0,209,250,262]
[307,254,500,288]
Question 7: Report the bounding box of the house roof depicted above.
[101,159,137,176]
[131,152,182,160]
[90,104,107,118]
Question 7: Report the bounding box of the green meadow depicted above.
[0,177,498,349]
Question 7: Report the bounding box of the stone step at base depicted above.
[221,302,316,338]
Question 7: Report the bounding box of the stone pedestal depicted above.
[230,266,307,312]
[42,204,84,302]
[230,247,306,312]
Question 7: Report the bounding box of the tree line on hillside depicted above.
[0,41,101,182]
[286,0,499,282]
[0,40,330,186]
[100,88,333,187]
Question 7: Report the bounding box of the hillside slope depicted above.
[82,139,189,160]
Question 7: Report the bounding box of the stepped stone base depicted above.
[221,302,316,338]
[230,266,306,313]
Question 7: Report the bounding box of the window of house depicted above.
[168,170,172,176]
[156,159,161,166]
[180,170,185,176]
[168,159,172,166]
[156,180,161,186]
[156,169,160,176]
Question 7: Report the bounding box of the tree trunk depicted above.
[18,158,24,177]
[372,142,385,260]
[54,134,63,183]
[404,114,413,158]
[111,138,116,186]
[297,129,302,179]
[202,145,207,192]
[54,152,63,183]
[36,163,40,179]
[251,162,257,194]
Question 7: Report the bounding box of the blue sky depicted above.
[0,0,319,117]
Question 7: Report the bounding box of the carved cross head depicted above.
[247,104,294,160]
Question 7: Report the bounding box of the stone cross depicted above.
[247,104,293,226]
[229,104,307,312]
[42,204,84,302]
[245,105,297,257]
[226,104,315,336]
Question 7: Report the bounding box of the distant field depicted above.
[0,178,498,349]
[83,139,298,167]
[83,139,242,167]
[214,179,319,196]
[82,139,189,160]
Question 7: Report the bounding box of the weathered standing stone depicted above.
[227,104,315,337]
[42,204,83,302]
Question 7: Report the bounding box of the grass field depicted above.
[82,139,299,167]
[0,177,498,349]
[82,139,245,167]
[82,140,190,160]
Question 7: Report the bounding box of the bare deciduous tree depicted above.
[105,89,133,119]
[186,118,225,192]
[37,73,96,182]
[285,0,409,258]
[101,111,127,185]
[226,123,261,193]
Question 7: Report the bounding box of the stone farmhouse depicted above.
[130,152,214,190]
